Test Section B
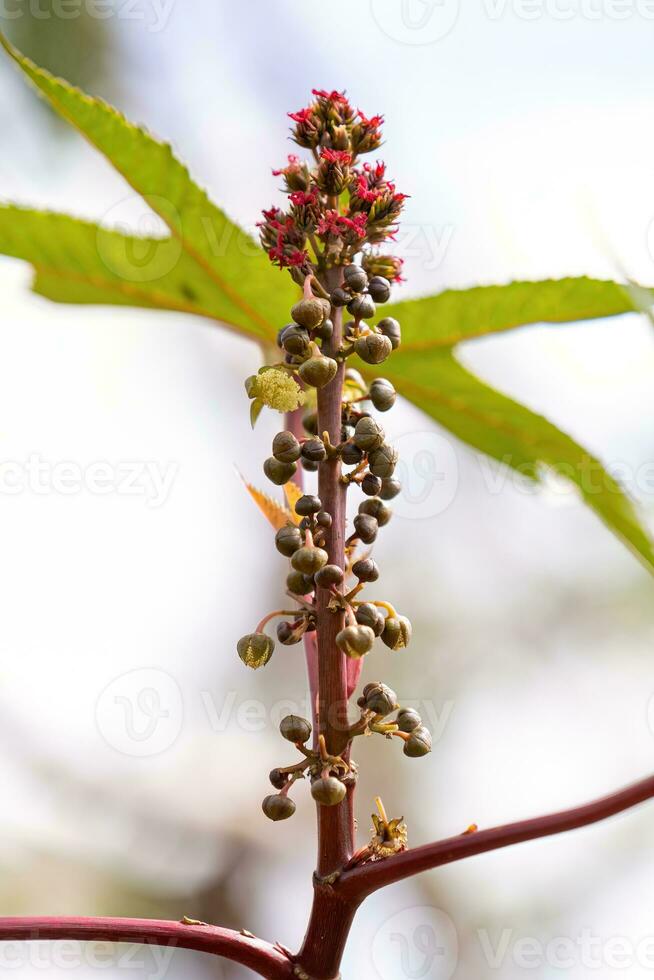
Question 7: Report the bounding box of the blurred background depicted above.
[1,1,654,977]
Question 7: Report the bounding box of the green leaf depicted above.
[363,348,654,573]
[0,33,294,343]
[385,277,654,349]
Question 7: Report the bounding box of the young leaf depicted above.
[239,475,294,531]
[363,349,654,573]
[0,33,295,343]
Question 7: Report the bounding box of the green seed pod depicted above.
[352,558,380,583]
[292,298,326,329]
[345,367,366,389]
[363,682,398,716]
[368,444,398,479]
[353,513,379,544]
[311,776,347,806]
[303,411,319,435]
[355,602,385,636]
[362,473,383,497]
[237,632,274,669]
[262,794,296,821]
[317,297,332,320]
[301,438,327,463]
[314,317,333,342]
[281,324,311,357]
[272,430,301,463]
[264,456,297,486]
[302,459,319,472]
[316,510,332,528]
[347,294,376,320]
[343,267,368,293]
[367,276,391,304]
[381,615,412,651]
[299,354,338,388]
[353,416,384,452]
[377,317,402,350]
[291,545,329,575]
[295,494,322,517]
[280,714,312,743]
[369,378,397,412]
[269,768,289,789]
[314,564,344,588]
[397,708,422,733]
[331,286,351,307]
[275,524,303,557]
[354,333,393,365]
[341,442,364,465]
[380,476,401,500]
[336,624,375,659]
[286,570,315,595]
[359,497,392,527]
[403,726,432,758]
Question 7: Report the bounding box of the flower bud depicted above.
[262,794,296,821]
[314,317,333,342]
[281,324,311,357]
[272,430,301,463]
[292,298,326,329]
[295,494,322,516]
[316,510,332,528]
[275,524,303,557]
[381,615,412,651]
[369,378,396,412]
[355,602,385,635]
[341,441,364,465]
[291,545,329,575]
[353,416,384,452]
[362,682,397,715]
[403,726,432,758]
[353,513,379,544]
[303,411,319,435]
[280,714,312,743]
[347,294,376,321]
[237,632,274,669]
[354,334,392,365]
[377,317,401,350]
[299,354,338,388]
[359,497,392,526]
[336,624,375,659]
[352,558,380,583]
[361,473,383,496]
[367,276,391,304]
[396,708,422,733]
[343,265,368,293]
[269,768,289,789]
[277,620,304,645]
[311,776,347,806]
[286,570,315,595]
[264,456,298,486]
[301,438,327,463]
[368,444,398,479]
[380,476,401,500]
[331,286,351,307]
[314,564,344,588]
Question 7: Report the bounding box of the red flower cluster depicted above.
[258,89,405,280]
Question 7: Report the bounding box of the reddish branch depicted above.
[0,917,293,978]
[337,771,654,902]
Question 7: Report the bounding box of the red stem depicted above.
[336,770,654,901]
[0,917,293,978]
